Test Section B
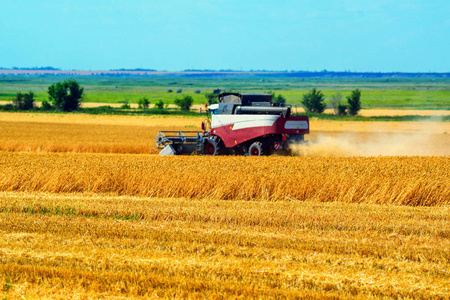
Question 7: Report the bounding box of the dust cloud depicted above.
[293,120,449,157]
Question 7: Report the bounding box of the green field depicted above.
[0,75,449,110]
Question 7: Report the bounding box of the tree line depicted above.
[8,79,84,112]
[5,79,361,115]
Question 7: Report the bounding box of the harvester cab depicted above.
[155,93,309,156]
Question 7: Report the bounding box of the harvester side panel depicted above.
[210,115,309,148]
[273,115,309,135]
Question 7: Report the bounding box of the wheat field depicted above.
[1,112,449,155]
[0,112,449,298]
[0,113,199,154]
[1,190,449,299]
[0,153,448,206]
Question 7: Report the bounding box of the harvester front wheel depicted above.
[248,142,264,156]
[204,136,223,155]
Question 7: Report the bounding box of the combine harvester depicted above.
[155,93,309,156]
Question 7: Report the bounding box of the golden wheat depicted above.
[0,120,159,153]
[0,112,201,126]
[0,112,202,154]
[1,191,449,299]
[1,112,449,155]
[0,152,448,206]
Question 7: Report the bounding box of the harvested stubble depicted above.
[0,192,449,299]
[0,152,448,206]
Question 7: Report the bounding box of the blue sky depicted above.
[0,0,449,72]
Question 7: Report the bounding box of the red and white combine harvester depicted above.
[155,93,309,156]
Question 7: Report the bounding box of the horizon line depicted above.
[1,68,449,74]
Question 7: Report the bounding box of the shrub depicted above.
[174,95,193,111]
[347,89,361,116]
[177,89,182,94]
[337,104,347,116]
[302,88,326,113]
[138,97,150,109]
[41,100,52,111]
[194,90,201,94]
[120,101,131,109]
[0,104,14,111]
[48,80,83,112]
[167,89,173,93]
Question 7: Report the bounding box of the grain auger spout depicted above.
[155,93,309,156]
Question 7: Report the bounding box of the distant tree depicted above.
[22,92,35,110]
[176,89,182,93]
[138,97,150,109]
[174,95,193,111]
[267,91,287,106]
[48,79,83,112]
[155,100,165,109]
[13,91,35,110]
[167,89,173,93]
[330,92,342,115]
[13,92,24,109]
[302,88,326,113]
[330,92,347,116]
[194,90,201,94]
[347,89,361,116]
[204,92,218,105]
[268,92,286,105]
[273,95,286,105]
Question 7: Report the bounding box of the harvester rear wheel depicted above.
[248,142,264,156]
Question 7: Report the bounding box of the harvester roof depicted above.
[218,93,273,106]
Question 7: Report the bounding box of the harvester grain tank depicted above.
[155,93,309,156]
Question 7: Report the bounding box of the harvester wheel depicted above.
[204,136,224,155]
[248,142,264,156]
